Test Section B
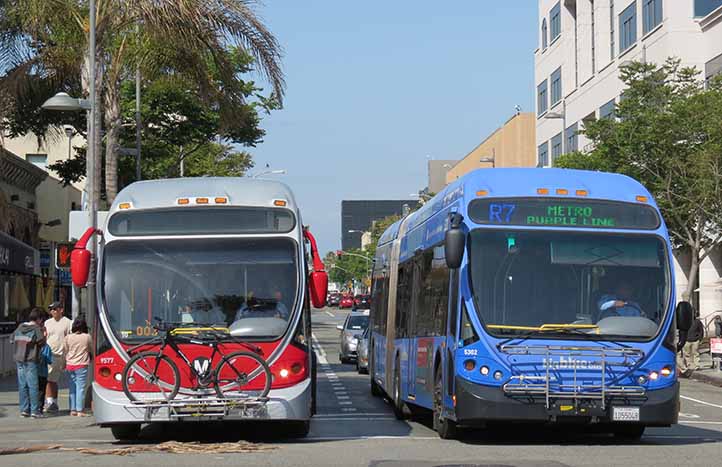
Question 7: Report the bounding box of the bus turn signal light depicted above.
[274,199,287,207]
[537,188,549,195]
[118,202,132,210]
[660,367,672,377]
[463,359,476,371]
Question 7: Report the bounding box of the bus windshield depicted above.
[102,237,298,341]
[467,230,670,340]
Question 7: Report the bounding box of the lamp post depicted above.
[41,0,97,321]
[479,148,496,168]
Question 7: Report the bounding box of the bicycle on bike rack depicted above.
[121,318,272,403]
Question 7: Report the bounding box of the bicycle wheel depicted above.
[214,351,272,399]
[122,351,180,403]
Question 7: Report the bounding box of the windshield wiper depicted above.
[494,323,630,349]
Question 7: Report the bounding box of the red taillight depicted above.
[270,344,308,389]
[99,367,111,378]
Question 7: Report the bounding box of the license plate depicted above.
[612,406,640,421]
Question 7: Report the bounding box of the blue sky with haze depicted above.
[250,1,538,253]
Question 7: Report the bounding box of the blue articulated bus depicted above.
[368,168,694,439]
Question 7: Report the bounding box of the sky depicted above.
[250,1,538,253]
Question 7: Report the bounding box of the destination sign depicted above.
[468,198,660,230]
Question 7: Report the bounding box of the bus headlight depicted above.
[660,367,672,377]
[480,366,490,376]
[114,373,122,382]
[493,371,503,381]
[463,360,475,371]
[649,371,659,381]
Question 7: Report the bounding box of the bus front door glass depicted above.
[103,238,298,341]
[467,231,670,339]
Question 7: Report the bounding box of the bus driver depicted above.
[597,282,646,320]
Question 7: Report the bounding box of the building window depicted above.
[550,2,562,42]
[542,18,548,50]
[610,0,615,59]
[551,133,563,161]
[566,123,579,153]
[538,142,549,167]
[551,67,562,106]
[619,2,637,53]
[695,0,722,17]
[26,153,47,169]
[537,79,548,116]
[600,99,616,119]
[643,0,662,34]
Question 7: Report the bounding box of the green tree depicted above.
[328,249,372,289]
[365,214,401,258]
[0,0,284,204]
[555,58,722,300]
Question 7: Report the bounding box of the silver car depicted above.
[337,311,369,363]
[356,326,370,374]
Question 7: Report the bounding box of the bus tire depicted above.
[433,369,458,439]
[612,424,645,441]
[370,376,383,397]
[110,423,141,441]
[392,361,408,420]
[286,420,311,438]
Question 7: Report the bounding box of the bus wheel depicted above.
[612,424,645,441]
[433,370,457,439]
[110,423,141,441]
[392,364,407,420]
[286,420,311,438]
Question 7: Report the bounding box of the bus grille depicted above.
[498,344,646,409]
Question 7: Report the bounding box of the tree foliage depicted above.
[555,58,722,298]
[328,249,373,288]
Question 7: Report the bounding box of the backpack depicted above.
[13,325,38,345]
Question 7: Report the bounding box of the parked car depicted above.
[339,295,354,309]
[337,310,369,363]
[327,292,341,307]
[353,294,371,310]
[356,326,370,374]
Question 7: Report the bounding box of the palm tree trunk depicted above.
[104,79,121,204]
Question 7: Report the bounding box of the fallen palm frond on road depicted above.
[0,441,276,456]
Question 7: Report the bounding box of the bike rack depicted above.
[124,396,270,421]
[499,344,646,410]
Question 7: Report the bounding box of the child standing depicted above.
[63,318,93,416]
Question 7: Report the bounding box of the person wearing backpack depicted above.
[11,308,47,418]
[680,311,705,376]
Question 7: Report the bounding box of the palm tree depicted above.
[0,0,284,203]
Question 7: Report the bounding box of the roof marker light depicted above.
[576,190,588,196]
[177,198,190,205]
[556,188,569,195]
[214,197,228,204]
[274,199,287,207]
[636,195,648,203]
[476,190,489,196]
[537,188,549,195]
[118,202,132,210]
[196,197,209,204]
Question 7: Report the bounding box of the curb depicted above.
[688,371,722,388]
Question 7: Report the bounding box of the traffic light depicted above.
[336,250,343,258]
[55,242,74,269]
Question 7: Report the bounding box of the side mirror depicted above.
[676,301,694,331]
[70,227,99,288]
[336,325,344,331]
[309,271,328,309]
[445,213,466,269]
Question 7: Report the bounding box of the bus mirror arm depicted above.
[445,213,465,269]
[304,228,328,308]
[70,227,101,288]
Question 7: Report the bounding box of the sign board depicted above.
[0,231,39,275]
[57,269,72,287]
[711,338,722,356]
[55,243,74,269]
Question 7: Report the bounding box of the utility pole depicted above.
[135,23,142,181]
[87,0,98,323]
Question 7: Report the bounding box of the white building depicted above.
[534,0,722,324]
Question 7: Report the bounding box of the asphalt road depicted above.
[2,307,722,466]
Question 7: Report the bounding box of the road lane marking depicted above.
[679,412,701,418]
[315,413,391,417]
[679,420,722,425]
[325,311,334,317]
[681,395,722,409]
[339,401,353,405]
[311,333,328,365]
[336,396,350,400]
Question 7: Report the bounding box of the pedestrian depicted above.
[11,308,47,418]
[37,310,53,415]
[44,301,72,413]
[63,317,92,416]
[679,311,705,376]
[714,315,722,338]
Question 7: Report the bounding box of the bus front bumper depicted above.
[454,377,679,427]
[93,379,311,425]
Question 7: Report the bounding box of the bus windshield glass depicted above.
[102,238,298,341]
[467,230,670,339]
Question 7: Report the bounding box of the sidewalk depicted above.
[687,352,722,387]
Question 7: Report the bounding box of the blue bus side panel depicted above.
[372,331,387,390]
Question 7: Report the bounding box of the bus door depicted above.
[443,269,460,406]
[406,254,421,399]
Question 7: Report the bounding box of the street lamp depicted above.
[252,169,286,178]
[544,100,567,162]
[40,0,97,321]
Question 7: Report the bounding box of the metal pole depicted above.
[135,24,142,181]
[87,0,97,321]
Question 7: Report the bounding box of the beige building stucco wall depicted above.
[445,112,536,184]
